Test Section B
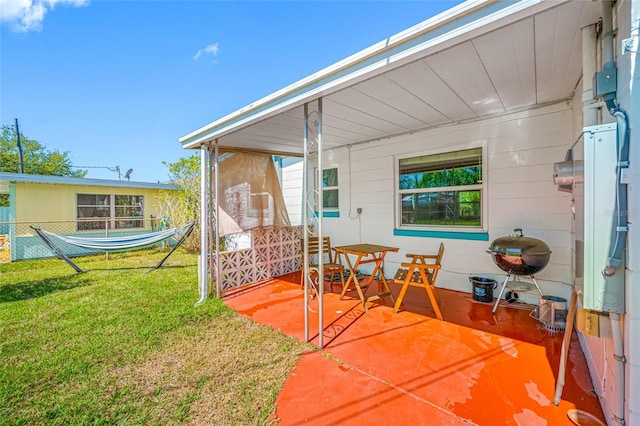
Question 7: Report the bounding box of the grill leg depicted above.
[492,273,511,314]
[529,275,544,297]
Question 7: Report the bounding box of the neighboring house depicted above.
[179,1,638,424]
[0,172,179,261]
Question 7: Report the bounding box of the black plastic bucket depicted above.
[469,276,497,303]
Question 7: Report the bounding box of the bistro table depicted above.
[333,243,399,313]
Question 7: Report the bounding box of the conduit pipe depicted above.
[602,1,614,68]
[603,106,630,278]
[610,312,626,425]
[600,0,630,278]
[602,1,630,273]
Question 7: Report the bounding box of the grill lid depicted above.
[488,228,551,256]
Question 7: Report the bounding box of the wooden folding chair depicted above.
[300,237,346,292]
[392,242,444,320]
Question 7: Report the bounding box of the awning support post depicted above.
[196,143,210,305]
[214,140,221,298]
[303,103,310,342]
[317,97,324,350]
[302,99,325,349]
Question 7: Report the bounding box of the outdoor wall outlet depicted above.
[356,207,362,214]
[622,36,637,55]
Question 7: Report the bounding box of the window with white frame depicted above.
[76,194,144,230]
[322,168,339,210]
[397,147,483,229]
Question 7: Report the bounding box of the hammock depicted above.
[31,222,195,273]
[41,224,192,251]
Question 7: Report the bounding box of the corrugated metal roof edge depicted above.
[0,172,180,190]
[178,0,547,150]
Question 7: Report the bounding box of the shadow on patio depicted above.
[223,272,604,425]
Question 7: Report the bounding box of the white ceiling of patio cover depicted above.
[180,0,602,155]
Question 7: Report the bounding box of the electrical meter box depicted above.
[582,123,625,313]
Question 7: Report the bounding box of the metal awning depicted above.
[185,0,604,348]
[180,0,602,155]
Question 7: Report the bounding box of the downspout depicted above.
[600,1,627,424]
[196,144,209,306]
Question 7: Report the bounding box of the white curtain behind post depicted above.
[199,149,292,304]
[213,152,291,237]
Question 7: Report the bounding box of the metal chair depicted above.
[392,242,444,320]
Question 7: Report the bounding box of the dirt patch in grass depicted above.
[104,310,306,425]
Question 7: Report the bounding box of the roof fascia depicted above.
[0,173,179,190]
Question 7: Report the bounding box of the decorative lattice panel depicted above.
[216,226,303,291]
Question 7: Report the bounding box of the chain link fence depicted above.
[0,217,168,263]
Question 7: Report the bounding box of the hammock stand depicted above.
[31,222,196,273]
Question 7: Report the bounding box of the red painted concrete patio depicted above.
[223,273,605,425]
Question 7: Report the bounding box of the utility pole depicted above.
[15,118,24,173]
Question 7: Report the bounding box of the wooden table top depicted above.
[334,243,399,256]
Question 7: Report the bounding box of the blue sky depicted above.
[1,0,462,183]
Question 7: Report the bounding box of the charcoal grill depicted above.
[487,228,551,313]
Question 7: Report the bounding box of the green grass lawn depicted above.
[0,250,306,425]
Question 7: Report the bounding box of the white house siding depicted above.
[568,77,618,425]
[574,1,639,423]
[281,159,303,226]
[314,102,575,304]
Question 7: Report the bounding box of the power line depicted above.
[72,165,116,171]
[72,165,133,180]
